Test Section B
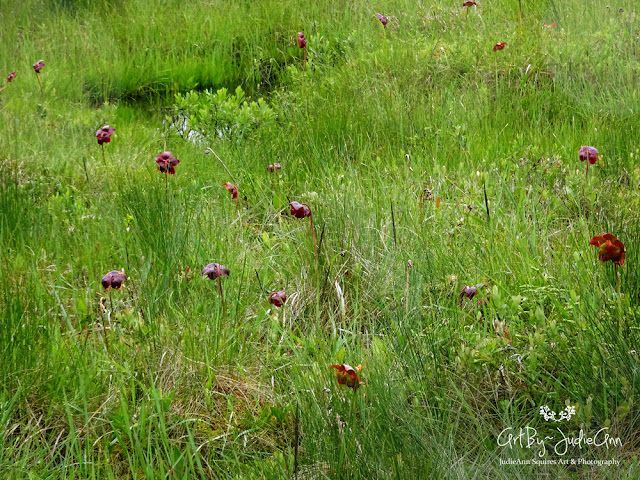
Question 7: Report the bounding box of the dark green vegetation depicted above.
[1,0,640,478]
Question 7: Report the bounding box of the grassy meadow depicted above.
[1,0,640,478]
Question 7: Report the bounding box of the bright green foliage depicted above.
[171,86,276,142]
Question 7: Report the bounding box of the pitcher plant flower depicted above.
[459,283,486,308]
[100,269,126,351]
[462,1,476,15]
[269,291,287,308]
[33,60,45,74]
[290,201,317,262]
[96,125,115,162]
[579,146,598,180]
[330,364,363,392]
[493,42,507,52]
[222,182,239,210]
[590,233,625,284]
[297,32,307,69]
[32,60,45,101]
[267,163,282,173]
[203,263,230,306]
[376,13,388,28]
[96,125,115,145]
[102,270,128,290]
[155,151,180,175]
[0,71,16,93]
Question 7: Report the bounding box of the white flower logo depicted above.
[539,405,576,422]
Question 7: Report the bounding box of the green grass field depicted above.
[1,0,640,478]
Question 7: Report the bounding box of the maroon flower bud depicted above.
[493,42,507,52]
[267,163,282,172]
[376,13,388,28]
[202,263,230,280]
[289,201,311,218]
[463,1,476,6]
[33,60,45,74]
[222,182,238,200]
[269,291,287,307]
[579,146,598,165]
[7,71,16,83]
[297,32,306,49]
[96,125,115,145]
[155,151,180,174]
[102,270,127,290]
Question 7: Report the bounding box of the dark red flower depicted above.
[330,364,362,392]
[269,291,287,307]
[7,71,16,83]
[463,1,476,6]
[155,151,180,174]
[376,13,388,28]
[33,60,45,74]
[96,125,115,145]
[579,146,598,165]
[459,283,486,307]
[590,234,625,266]
[267,163,282,172]
[289,201,311,218]
[493,42,507,52]
[102,270,127,290]
[202,263,230,280]
[297,32,306,49]
[222,182,238,200]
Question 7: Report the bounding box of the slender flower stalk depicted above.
[155,151,180,196]
[579,146,598,180]
[297,33,307,70]
[33,60,45,101]
[202,263,230,309]
[290,201,317,262]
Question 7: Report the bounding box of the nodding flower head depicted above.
[460,283,485,300]
[493,42,507,52]
[269,291,287,307]
[375,13,388,28]
[7,71,17,83]
[289,201,311,219]
[330,364,363,392]
[202,263,230,280]
[222,182,238,200]
[579,146,598,165]
[96,125,115,145]
[462,1,476,6]
[102,270,127,290]
[267,163,282,173]
[590,234,625,266]
[33,60,45,74]
[297,32,307,49]
[155,151,180,174]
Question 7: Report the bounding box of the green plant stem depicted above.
[519,0,523,27]
[36,74,44,102]
[303,203,317,263]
